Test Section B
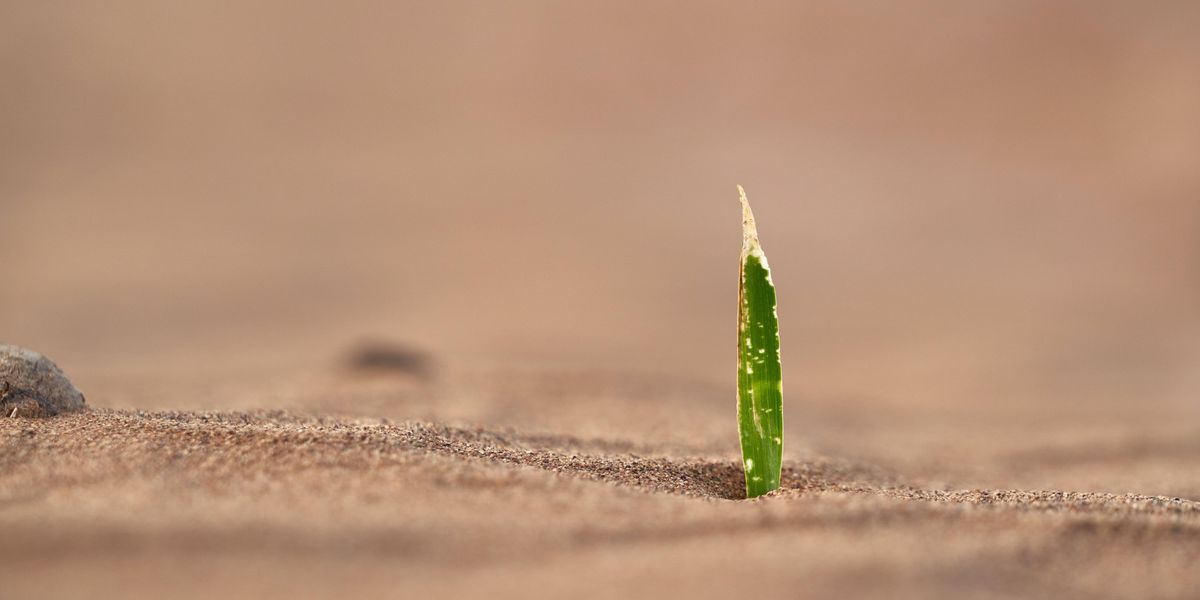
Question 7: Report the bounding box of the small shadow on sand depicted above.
[398,422,905,500]
[342,340,434,378]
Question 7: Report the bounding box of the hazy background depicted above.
[3,0,1198,415]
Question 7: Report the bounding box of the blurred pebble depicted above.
[0,345,86,418]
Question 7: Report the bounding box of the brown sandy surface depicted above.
[3,1,1200,598]
[4,367,1200,600]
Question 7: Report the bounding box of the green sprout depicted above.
[737,185,783,498]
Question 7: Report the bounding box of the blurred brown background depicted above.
[3,0,1198,415]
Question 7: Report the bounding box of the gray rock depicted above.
[0,345,86,418]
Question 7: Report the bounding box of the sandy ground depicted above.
[3,363,1200,599]
[3,1,1200,598]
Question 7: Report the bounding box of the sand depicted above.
[3,1,1200,597]
[3,363,1200,599]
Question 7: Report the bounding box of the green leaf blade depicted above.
[737,187,783,499]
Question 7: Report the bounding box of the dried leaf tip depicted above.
[738,185,761,259]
